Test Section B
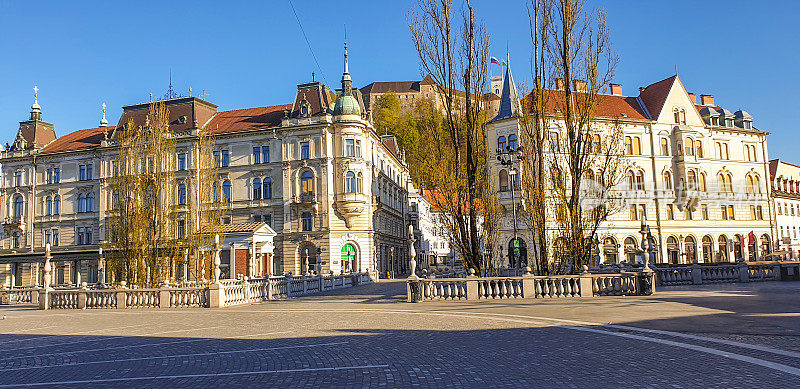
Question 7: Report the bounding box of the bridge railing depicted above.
[652,261,798,286]
[410,270,650,302]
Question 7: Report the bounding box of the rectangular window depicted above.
[221,150,229,167]
[178,153,186,171]
[213,151,220,167]
[355,140,362,157]
[633,137,641,155]
[264,214,272,227]
[47,169,52,184]
[639,205,646,221]
[45,230,51,245]
[630,205,638,221]
[14,171,21,187]
[262,146,270,163]
[666,204,674,220]
[253,214,261,223]
[79,165,86,181]
[301,142,310,159]
[253,147,261,164]
[727,205,735,220]
[54,168,60,183]
[701,204,709,220]
[52,229,59,246]
[750,206,756,220]
[685,208,693,220]
[345,139,355,157]
[301,212,313,231]
[721,205,728,220]
[757,206,764,220]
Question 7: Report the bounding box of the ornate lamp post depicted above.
[497,145,523,269]
[408,224,418,279]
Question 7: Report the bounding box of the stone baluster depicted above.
[39,244,53,310]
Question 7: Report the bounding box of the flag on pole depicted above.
[490,56,501,66]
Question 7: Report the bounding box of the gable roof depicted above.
[41,126,106,154]
[360,80,421,95]
[637,75,678,120]
[205,104,291,135]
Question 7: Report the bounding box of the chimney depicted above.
[700,94,714,106]
[573,80,587,92]
[687,93,697,105]
[555,78,565,90]
[609,83,623,96]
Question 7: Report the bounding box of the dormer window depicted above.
[711,117,719,126]
[744,121,752,130]
[726,118,734,128]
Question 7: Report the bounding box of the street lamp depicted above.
[497,144,523,269]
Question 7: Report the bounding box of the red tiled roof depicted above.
[637,75,677,120]
[525,89,648,120]
[424,189,484,213]
[205,104,291,135]
[41,126,106,154]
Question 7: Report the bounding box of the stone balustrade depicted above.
[653,261,798,286]
[30,271,375,310]
[220,272,374,307]
[410,271,651,302]
[0,287,37,305]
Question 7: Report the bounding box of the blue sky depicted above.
[0,0,797,159]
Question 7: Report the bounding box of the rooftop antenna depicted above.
[312,72,315,82]
[189,87,193,97]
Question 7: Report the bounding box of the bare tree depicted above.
[522,0,626,274]
[409,0,492,271]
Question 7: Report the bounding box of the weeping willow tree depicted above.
[105,102,224,286]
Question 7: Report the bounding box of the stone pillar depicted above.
[690,263,702,285]
[464,268,478,300]
[77,283,87,310]
[738,262,750,282]
[75,260,82,287]
[522,267,535,298]
[159,283,171,308]
[579,266,594,298]
[39,244,53,310]
[98,247,106,285]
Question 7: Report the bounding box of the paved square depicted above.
[1,281,800,388]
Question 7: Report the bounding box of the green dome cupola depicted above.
[333,40,361,117]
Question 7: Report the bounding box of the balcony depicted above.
[2,216,24,232]
[333,193,367,228]
[293,193,317,205]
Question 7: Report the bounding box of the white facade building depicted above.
[770,159,800,259]
[487,58,775,269]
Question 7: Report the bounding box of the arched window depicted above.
[178,183,187,204]
[212,182,219,202]
[725,174,733,192]
[753,175,761,194]
[716,142,722,159]
[222,180,231,202]
[508,134,518,151]
[745,175,754,194]
[77,194,86,213]
[603,236,618,264]
[660,138,669,156]
[687,170,697,190]
[53,195,60,215]
[13,195,23,218]
[636,171,644,190]
[497,136,506,153]
[685,236,697,263]
[679,108,686,124]
[46,196,52,215]
[717,173,726,193]
[263,178,272,199]
[252,178,261,200]
[499,169,509,192]
[345,171,357,193]
[673,108,680,124]
[627,170,635,190]
[663,171,673,190]
[87,193,94,212]
[300,171,314,195]
[702,235,714,263]
[696,140,703,158]
[624,236,638,263]
[667,236,679,264]
[699,173,707,192]
[718,235,729,262]
[685,138,695,156]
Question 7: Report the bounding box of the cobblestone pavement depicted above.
[1,280,800,388]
